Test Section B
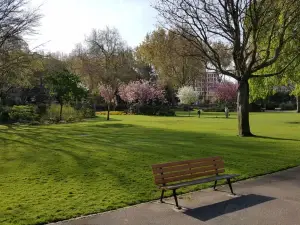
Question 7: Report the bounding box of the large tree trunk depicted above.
[296,96,300,113]
[107,104,110,121]
[237,79,253,137]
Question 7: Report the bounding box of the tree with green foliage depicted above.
[46,70,88,121]
[136,28,206,88]
[294,86,300,113]
[250,77,300,113]
[250,16,300,113]
[154,0,300,136]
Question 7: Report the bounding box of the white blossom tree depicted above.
[177,86,199,116]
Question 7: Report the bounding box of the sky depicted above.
[27,0,158,54]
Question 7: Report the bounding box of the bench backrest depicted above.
[152,156,224,186]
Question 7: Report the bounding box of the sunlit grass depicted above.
[1,112,300,224]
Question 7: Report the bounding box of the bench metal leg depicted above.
[160,190,165,203]
[173,189,181,209]
[227,178,235,195]
[213,180,218,190]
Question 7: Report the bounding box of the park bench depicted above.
[151,156,239,209]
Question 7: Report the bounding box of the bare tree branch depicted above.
[0,0,41,97]
[154,0,300,80]
[250,52,300,78]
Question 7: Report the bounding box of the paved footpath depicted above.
[51,167,300,225]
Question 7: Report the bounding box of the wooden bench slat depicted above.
[151,156,222,169]
[160,174,239,190]
[152,159,223,174]
[153,163,224,180]
[155,169,225,185]
[151,157,239,209]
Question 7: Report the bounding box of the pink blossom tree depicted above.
[99,84,115,120]
[215,82,238,106]
[119,80,165,113]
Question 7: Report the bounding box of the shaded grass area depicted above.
[1,112,300,225]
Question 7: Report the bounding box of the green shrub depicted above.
[43,104,83,123]
[77,102,96,118]
[63,105,84,122]
[138,104,157,115]
[42,105,60,123]
[9,105,38,122]
[156,109,176,116]
[0,106,11,122]
[183,105,194,111]
[279,102,296,110]
[266,102,277,110]
[36,103,48,116]
[81,107,96,118]
[131,103,176,116]
[200,103,236,112]
[249,103,263,112]
[201,107,224,112]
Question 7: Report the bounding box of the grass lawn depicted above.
[1,112,300,225]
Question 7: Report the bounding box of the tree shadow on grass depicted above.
[2,122,300,182]
[174,115,196,117]
[95,123,135,128]
[254,135,300,142]
[286,121,300,125]
[93,117,122,122]
[205,117,236,119]
[184,194,275,221]
[2,120,300,225]
[175,115,236,119]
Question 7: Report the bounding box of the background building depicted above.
[195,71,222,103]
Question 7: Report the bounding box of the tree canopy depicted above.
[136,28,206,88]
[46,70,88,120]
[154,0,300,136]
[0,0,41,103]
